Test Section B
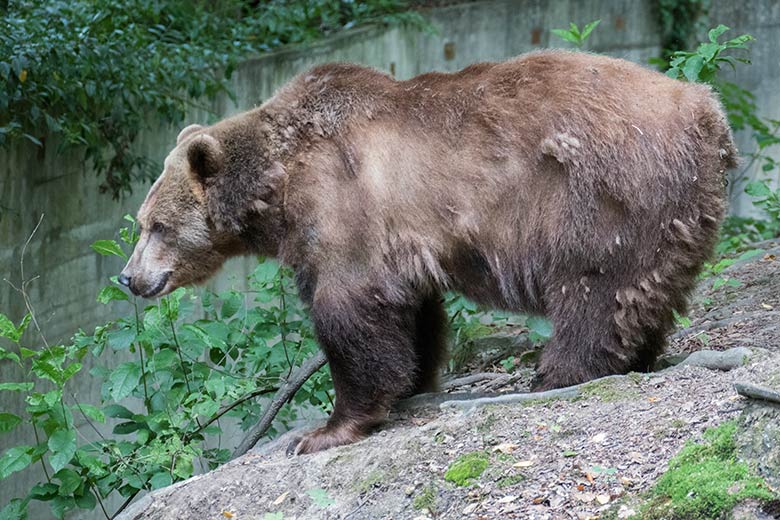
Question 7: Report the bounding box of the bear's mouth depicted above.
[142,271,172,298]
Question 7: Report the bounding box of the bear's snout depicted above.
[118,273,131,288]
[118,268,171,298]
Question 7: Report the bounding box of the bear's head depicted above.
[119,122,287,298]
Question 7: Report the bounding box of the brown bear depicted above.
[119,50,736,454]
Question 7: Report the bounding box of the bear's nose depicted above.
[118,273,132,288]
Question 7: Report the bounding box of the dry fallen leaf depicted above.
[272,491,289,506]
[222,512,234,519]
[513,460,534,468]
[586,472,595,484]
[648,396,659,403]
[761,303,774,310]
[590,432,607,443]
[629,451,644,463]
[597,494,611,505]
[492,442,518,454]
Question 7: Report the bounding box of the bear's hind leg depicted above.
[533,278,631,390]
[291,288,419,455]
[408,293,449,395]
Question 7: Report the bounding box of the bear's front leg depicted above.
[288,288,418,455]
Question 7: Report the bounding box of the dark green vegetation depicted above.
[635,422,776,519]
[0,217,333,519]
[0,0,426,197]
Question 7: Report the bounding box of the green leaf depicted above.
[0,446,32,479]
[51,495,75,520]
[0,313,30,343]
[90,240,127,259]
[103,404,134,419]
[306,488,335,507]
[526,316,553,339]
[551,29,580,45]
[31,358,62,385]
[0,413,22,433]
[112,421,142,435]
[61,363,82,383]
[75,404,105,423]
[252,260,280,286]
[97,286,129,304]
[708,24,730,43]
[19,348,37,359]
[682,55,705,82]
[54,468,82,494]
[0,348,20,364]
[48,430,77,473]
[109,362,142,401]
[581,19,601,40]
[0,497,28,520]
[0,382,34,392]
[193,398,219,418]
[74,491,97,510]
[29,482,58,499]
[746,181,772,198]
[220,291,242,319]
[107,327,136,350]
[149,472,172,490]
[696,42,720,62]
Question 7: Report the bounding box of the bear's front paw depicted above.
[286,423,366,456]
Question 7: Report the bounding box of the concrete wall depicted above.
[1,0,778,517]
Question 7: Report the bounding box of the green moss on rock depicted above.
[413,484,437,511]
[637,421,776,519]
[444,451,489,487]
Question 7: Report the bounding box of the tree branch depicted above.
[232,350,327,459]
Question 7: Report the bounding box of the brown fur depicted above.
[121,50,736,453]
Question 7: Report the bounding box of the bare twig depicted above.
[186,385,279,439]
[89,483,110,520]
[132,300,151,410]
[3,214,50,349]
[440,372,504,391]
[111,490,139,520]
[232,350,327,459]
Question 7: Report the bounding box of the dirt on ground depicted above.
[117,241,780,520]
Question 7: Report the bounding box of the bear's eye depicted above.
[151,222,166,234]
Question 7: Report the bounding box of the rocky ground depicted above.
[117,241,780,520]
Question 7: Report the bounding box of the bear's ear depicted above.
[187,134,224,182]
[177,124,204,145]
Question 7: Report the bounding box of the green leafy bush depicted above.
[0,0,426,197]
[0,217,333,519]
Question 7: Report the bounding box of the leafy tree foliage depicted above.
[0,0,426,197]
